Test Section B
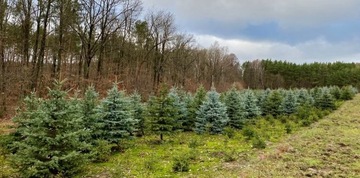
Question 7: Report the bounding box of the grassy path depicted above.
[225,95,360,177]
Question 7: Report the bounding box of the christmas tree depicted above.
[242,90,261,119]
[195,88,228,134]
[147,85,176,140]
[129,91,145,136]
[99,83,136,144]
[12,80,89,177]
[224,87,247,129]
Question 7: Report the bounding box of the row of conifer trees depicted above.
[7,80,357,177]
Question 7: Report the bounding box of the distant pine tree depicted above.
[147,85,176,140]
[224,87,247,129]
[99,83,136,144]
[12,81,89,177]
[195,88,228,134]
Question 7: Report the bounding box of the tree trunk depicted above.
[56,0,64,80]
[0,0,6,114]
[32,0,52,90]
[22,0,32,66]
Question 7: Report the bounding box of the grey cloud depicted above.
[144,0,360,28]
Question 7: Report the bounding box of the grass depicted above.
[1,95,360,177]
[79,95,360,177]
[231,95,360,177]
[0,121,17,177]
[78,133,253,178]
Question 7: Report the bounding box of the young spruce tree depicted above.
[281,90,298,115]
[242,90,261,119]
[82,86,101,140]
[147,85,176,141]
[168,87,187,131]
[129,91,145,136]
[195,88,229,134]
[224,87,247,129]
[263,90,284,116]
[12,81,89,177]
[99,83,136,144]
[186,85,206,131]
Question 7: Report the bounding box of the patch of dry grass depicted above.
[224,94,360,177]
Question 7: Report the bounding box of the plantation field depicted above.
[78,95,360,177]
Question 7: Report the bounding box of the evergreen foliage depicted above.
[147,85,176,140]
[315,88,336,110]
[82,86,101,141]
[129,91,145,136]
[224,87,246,129]
[340,86,356,100]
[195,88,228,134]
[181,92,194,131]
[187,85,206,131]
[168,87,187,131]
[258,88,271,114]
[296,88,314,106]
[330,86,341,100]
[263,90,284,116]
[281,90,298,115]
[242,90,261,119]
[99,84,136,144]
[11,81,89,177]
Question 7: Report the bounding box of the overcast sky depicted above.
[143,0,360,63]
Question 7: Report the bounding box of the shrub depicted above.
[172,155,190,172]
[224,149,237,162]
[188,139,202,149]
[90,140,114,162]
[144,157,159,171]
[252,136,266,149]
[223,127,236,138]
[242,126,256,141]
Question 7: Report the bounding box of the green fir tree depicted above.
[187,85,206,131]
[168,87,187,131]
[82,86,101,140]
[147,85,176,140]
[224,87,247,129]
[242,90,261,119]
[195,88,229,134]
[99,84,136,144]
[263,90,284,116]
[129,91,145,136]
[12,81,89,177]
[281,90,298,115]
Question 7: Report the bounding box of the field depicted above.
[77,95,360,177]
[1,95,359,177]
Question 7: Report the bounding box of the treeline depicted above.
[0,0,241,117]
[2,81,357,177]
[243,59,360,89]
